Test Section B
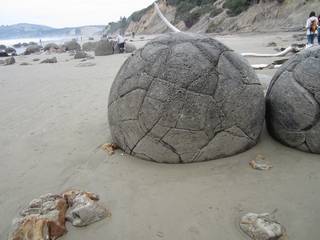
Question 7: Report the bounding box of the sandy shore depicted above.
[0,32,319,240]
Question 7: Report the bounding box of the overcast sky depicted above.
[1,0,155,28]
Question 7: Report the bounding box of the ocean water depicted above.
[0,36,82,54]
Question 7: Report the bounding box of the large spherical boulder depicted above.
[24,45,41,55]
[108,33,265,163]
[82,41,98,51]
[44,43,60,51]
[266,47,320,153]
[63,40,81,51]
[94,40,113,56]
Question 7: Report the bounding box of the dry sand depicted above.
[0,32,319,240]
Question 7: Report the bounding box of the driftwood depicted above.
[153,3,302,70]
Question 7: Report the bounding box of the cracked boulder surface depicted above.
[266,46,320,154]
[108,32,265,163]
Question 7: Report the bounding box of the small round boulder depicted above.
[266,47,320,153]
[108,33,265,163]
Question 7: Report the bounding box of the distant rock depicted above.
[24,45,41,55]
[0,52,9,57]
[82,41,98,51]
[94,40,113,56]
[113,42,136,54]
[33,58,40,61]
[44,43,60,51]
[20,62,32,66]
[63,40,81,51]
[74,51,88,59]
[13,43,23,48]
[4,56,15,65]
[88,37,94,40]
[40,57,57,64]
[76,61,96,67]
[5,47,16,54]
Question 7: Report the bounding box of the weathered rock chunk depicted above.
[4,56,15,65]
[266,46,320,153]
[240,212,286,240]
[40,57,57,64]
[108,32,265,163]
[63,190,109,227]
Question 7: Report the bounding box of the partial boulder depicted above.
[82,41,98,51]
[108,32,265,163]
[0,44,6,50]
[24,45,41,55]
[266,46,320,153]
[40,57,57,64]
[74,51,89,59]
[44,43,60,51]
[114,42,136,54]
[63,40,81,51]
[94,40,114,56]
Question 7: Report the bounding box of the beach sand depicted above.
[0,32,319,240]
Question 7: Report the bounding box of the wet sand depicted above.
[0,32,319,240]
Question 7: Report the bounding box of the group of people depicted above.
[306,11,320,47]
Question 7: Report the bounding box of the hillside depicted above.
[106,0,319,35]
[0,23,105,39]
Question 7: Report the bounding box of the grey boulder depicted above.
[24,45,41,55]
[108,32,265,163]
[82,41,98,51]
[40,57,57,64]
[266,46,320,153]
[63,40,81,51]
[94,40,113,56]
[74,51,89,59]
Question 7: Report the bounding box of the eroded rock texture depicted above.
[8,191,109,240]
[8,193,68,240]
[266,47,320,153]
[108,32,265,163]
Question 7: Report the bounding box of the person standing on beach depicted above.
[116,34,125,53]
[306,11,318,47]
[318,15,320,44]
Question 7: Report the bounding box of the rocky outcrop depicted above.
[266,47,320,154]
[108,32,265,163]
[44,43,60,51]
[108,0,318,35]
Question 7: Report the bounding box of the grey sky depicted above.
[1,0,155,28]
